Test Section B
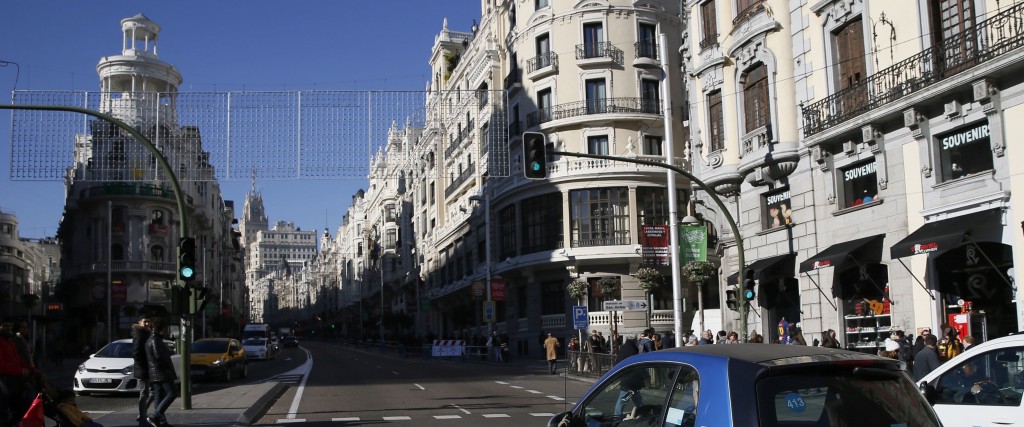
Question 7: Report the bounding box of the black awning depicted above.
[727,253,796,285]
[799,234,885,273]
[890,209,1003,259]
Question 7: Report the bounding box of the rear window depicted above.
[756,367,940,426]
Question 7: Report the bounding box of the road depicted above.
[253,341,593,425]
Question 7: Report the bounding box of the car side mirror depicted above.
[547,411,573,427]
[918,380,938,404]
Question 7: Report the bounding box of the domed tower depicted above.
[95,13,183,127]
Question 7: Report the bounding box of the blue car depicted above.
[549,344,941,427]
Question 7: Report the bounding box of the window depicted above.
[743,64,770,133]
[535,0,549,9]
[932,345,1024,407]
[835,18,867,111]
[385,204,397,222]
[763,188,793,230]
[937,122,993,182]
[638,22,657,58]
[586,78,607,114]
[538,88,553,122]
[736,0,764,20]
[840,160,879,208]
[640,79,660,114]
[541,280,565,315]
[588,135,609,155]
[700,1,718,48]
[707,90,725,152]
[498,205,517,259]
[637,188,688,226]
[535,33,552,70]
[570,188,630,247]
[0,223,11,235]
[572,364,694,426]
[643,136,663,156]
[150,246,164,262]
[583,23,604,58]
[929,0,977,75]
[521,193,563,254]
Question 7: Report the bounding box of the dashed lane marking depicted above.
[531,413,556,417]
[275,419,305,423]
[547,395,565,401]
[482,414,511,418]
[382,416,412,420]
[526,389,543,394]
[332,417,360,422]
[434,415,462,419]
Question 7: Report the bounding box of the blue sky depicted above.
[1,0,481,239]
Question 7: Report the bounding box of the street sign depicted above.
[572,306,589,330]
[483,300,495,323]
[602,300,648,311]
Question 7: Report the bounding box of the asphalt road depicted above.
[253,341,593,426]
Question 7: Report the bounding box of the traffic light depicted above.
[725,289,739,311]
[742,270,756,301]
[178,237,197,281]
[522,131,548,179]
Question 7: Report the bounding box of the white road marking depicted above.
[547,395,565,401]
[495,381,509,384]
[434,415,462,419]
[275,419,305,423]
[414,383,425,390]
[383,416,412,420]
[282,347,314,420]
[510,385,524,389]
[392,371,400,375]
[450,404,472,414]
[332,417,360,421]
[526,389,543,394]
[483,414,511,418]
[531,413,556,417]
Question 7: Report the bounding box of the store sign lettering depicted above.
[767,191,790,205]
[843,162,876,182]
[812,260,831,270]
[941,124,989,150]
[912,242,939,254]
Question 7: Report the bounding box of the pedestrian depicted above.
[543,333,560,374]
[57,389,104,427]
[145,318,177,427]
[821,329,841,349]
[913,327,931,355]
[1,319,33,426]
[962,335,976,352]
[716,330,727,344]
[638,331,655,353]
[616,334,639,365]
[913,334,940,381]
[500,332,511,362]
[662,331,675,349]
[488,331,503,363]
[893,330,914,373]
[698,330,713,345]
[726,331,740,344]
[132,316,154,424]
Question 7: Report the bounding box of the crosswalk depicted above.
[264,373,304,384]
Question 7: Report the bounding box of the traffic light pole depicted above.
[0,104,195,408]
[547,150,748,341]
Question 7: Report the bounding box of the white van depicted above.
[918,334,1024,426]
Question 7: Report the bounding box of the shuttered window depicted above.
[836,18,866,90]
[708,90,725,152]
[743,65,769,133]
[700,1,718,48]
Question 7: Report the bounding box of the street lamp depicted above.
[469,189,492,337]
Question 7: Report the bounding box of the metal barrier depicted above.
[566,350,617,378]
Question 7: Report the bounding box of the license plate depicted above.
[91,378,112,384]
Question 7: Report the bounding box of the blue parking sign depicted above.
[573,305,589,330]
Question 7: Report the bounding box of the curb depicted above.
[238,382,288,425]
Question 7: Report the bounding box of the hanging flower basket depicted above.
[567,280,589,300]
[634,267,662,292]
[682,261,717,283]
[598,276,620,294]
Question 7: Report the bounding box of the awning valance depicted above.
[890,209,1002,259]
[727,253,795,285]
[799,234,885,273]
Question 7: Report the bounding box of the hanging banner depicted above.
[490,278,506,301]
[679,225,708,265]
[641,225,670,266]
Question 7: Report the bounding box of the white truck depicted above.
[278,327,292,337]
[242,323,271,340]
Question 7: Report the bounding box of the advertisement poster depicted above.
[641,225,670,266]
[764,188,793,229]
[679,225,708,265]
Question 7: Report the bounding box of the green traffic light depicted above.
[181,266,195,279]
[743,289,755,300]
[531,162,541,171]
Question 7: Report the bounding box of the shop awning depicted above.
[799,234,885,272]
[727,253,796,285]
[890,209,1002,259]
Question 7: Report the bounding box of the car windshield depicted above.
[243,338,266,346]
[192,340,228,353]
[95,342,133,358]
[756,368,941,426]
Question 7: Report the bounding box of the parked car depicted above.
[190,338,247,381]
[548,344,941,427]
[242,337,275,360]
[73,338,180,396]
[918,333,1024,426]
[283,335,299,348]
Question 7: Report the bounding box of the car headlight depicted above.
[123,366,134,375]
[78,364,87,374]
[212,358,224,366]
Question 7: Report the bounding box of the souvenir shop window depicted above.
[937,121,993,182]
[840,160,879,209]
[762,188,792,230]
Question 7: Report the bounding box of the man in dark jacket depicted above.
[616,334,640,364]
[913,334,940,381]
[132,316,153,423]
[145,318,177,427]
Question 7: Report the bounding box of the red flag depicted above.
[20,392,45,427]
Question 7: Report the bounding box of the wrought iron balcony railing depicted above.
[444,162,476,198]
[635,41,658,60]
[575,42,624,64]
[802,1,1024,137]
[527,52,558,73]
[572,235,631,248]
[525,97,660,127]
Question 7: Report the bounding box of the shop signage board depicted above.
[603,300,648,311]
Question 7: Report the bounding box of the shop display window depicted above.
[762,188,792,230]
[840,160,879,208]
[937,121,992,182]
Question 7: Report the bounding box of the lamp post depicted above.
[469,187,493,337]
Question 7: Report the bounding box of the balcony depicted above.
[444,162,476,198]
[526,97,660,127]
[572,235,630,248]
[576,42,624,66]
[526,52,558,80]
[633,41,659,68]
[504,69,522,95]
[79,260,176,275]
[802,2,1024,138]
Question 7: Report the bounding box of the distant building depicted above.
[0,208,60,321]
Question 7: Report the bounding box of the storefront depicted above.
[800,234,889,353]
[890,208,1017,341]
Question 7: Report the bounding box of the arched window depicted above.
[111,244,125,261]
[151,246,164,262]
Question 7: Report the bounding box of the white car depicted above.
[242,337,275,360]
[918,334,1024,426]
[73,338,181,396]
